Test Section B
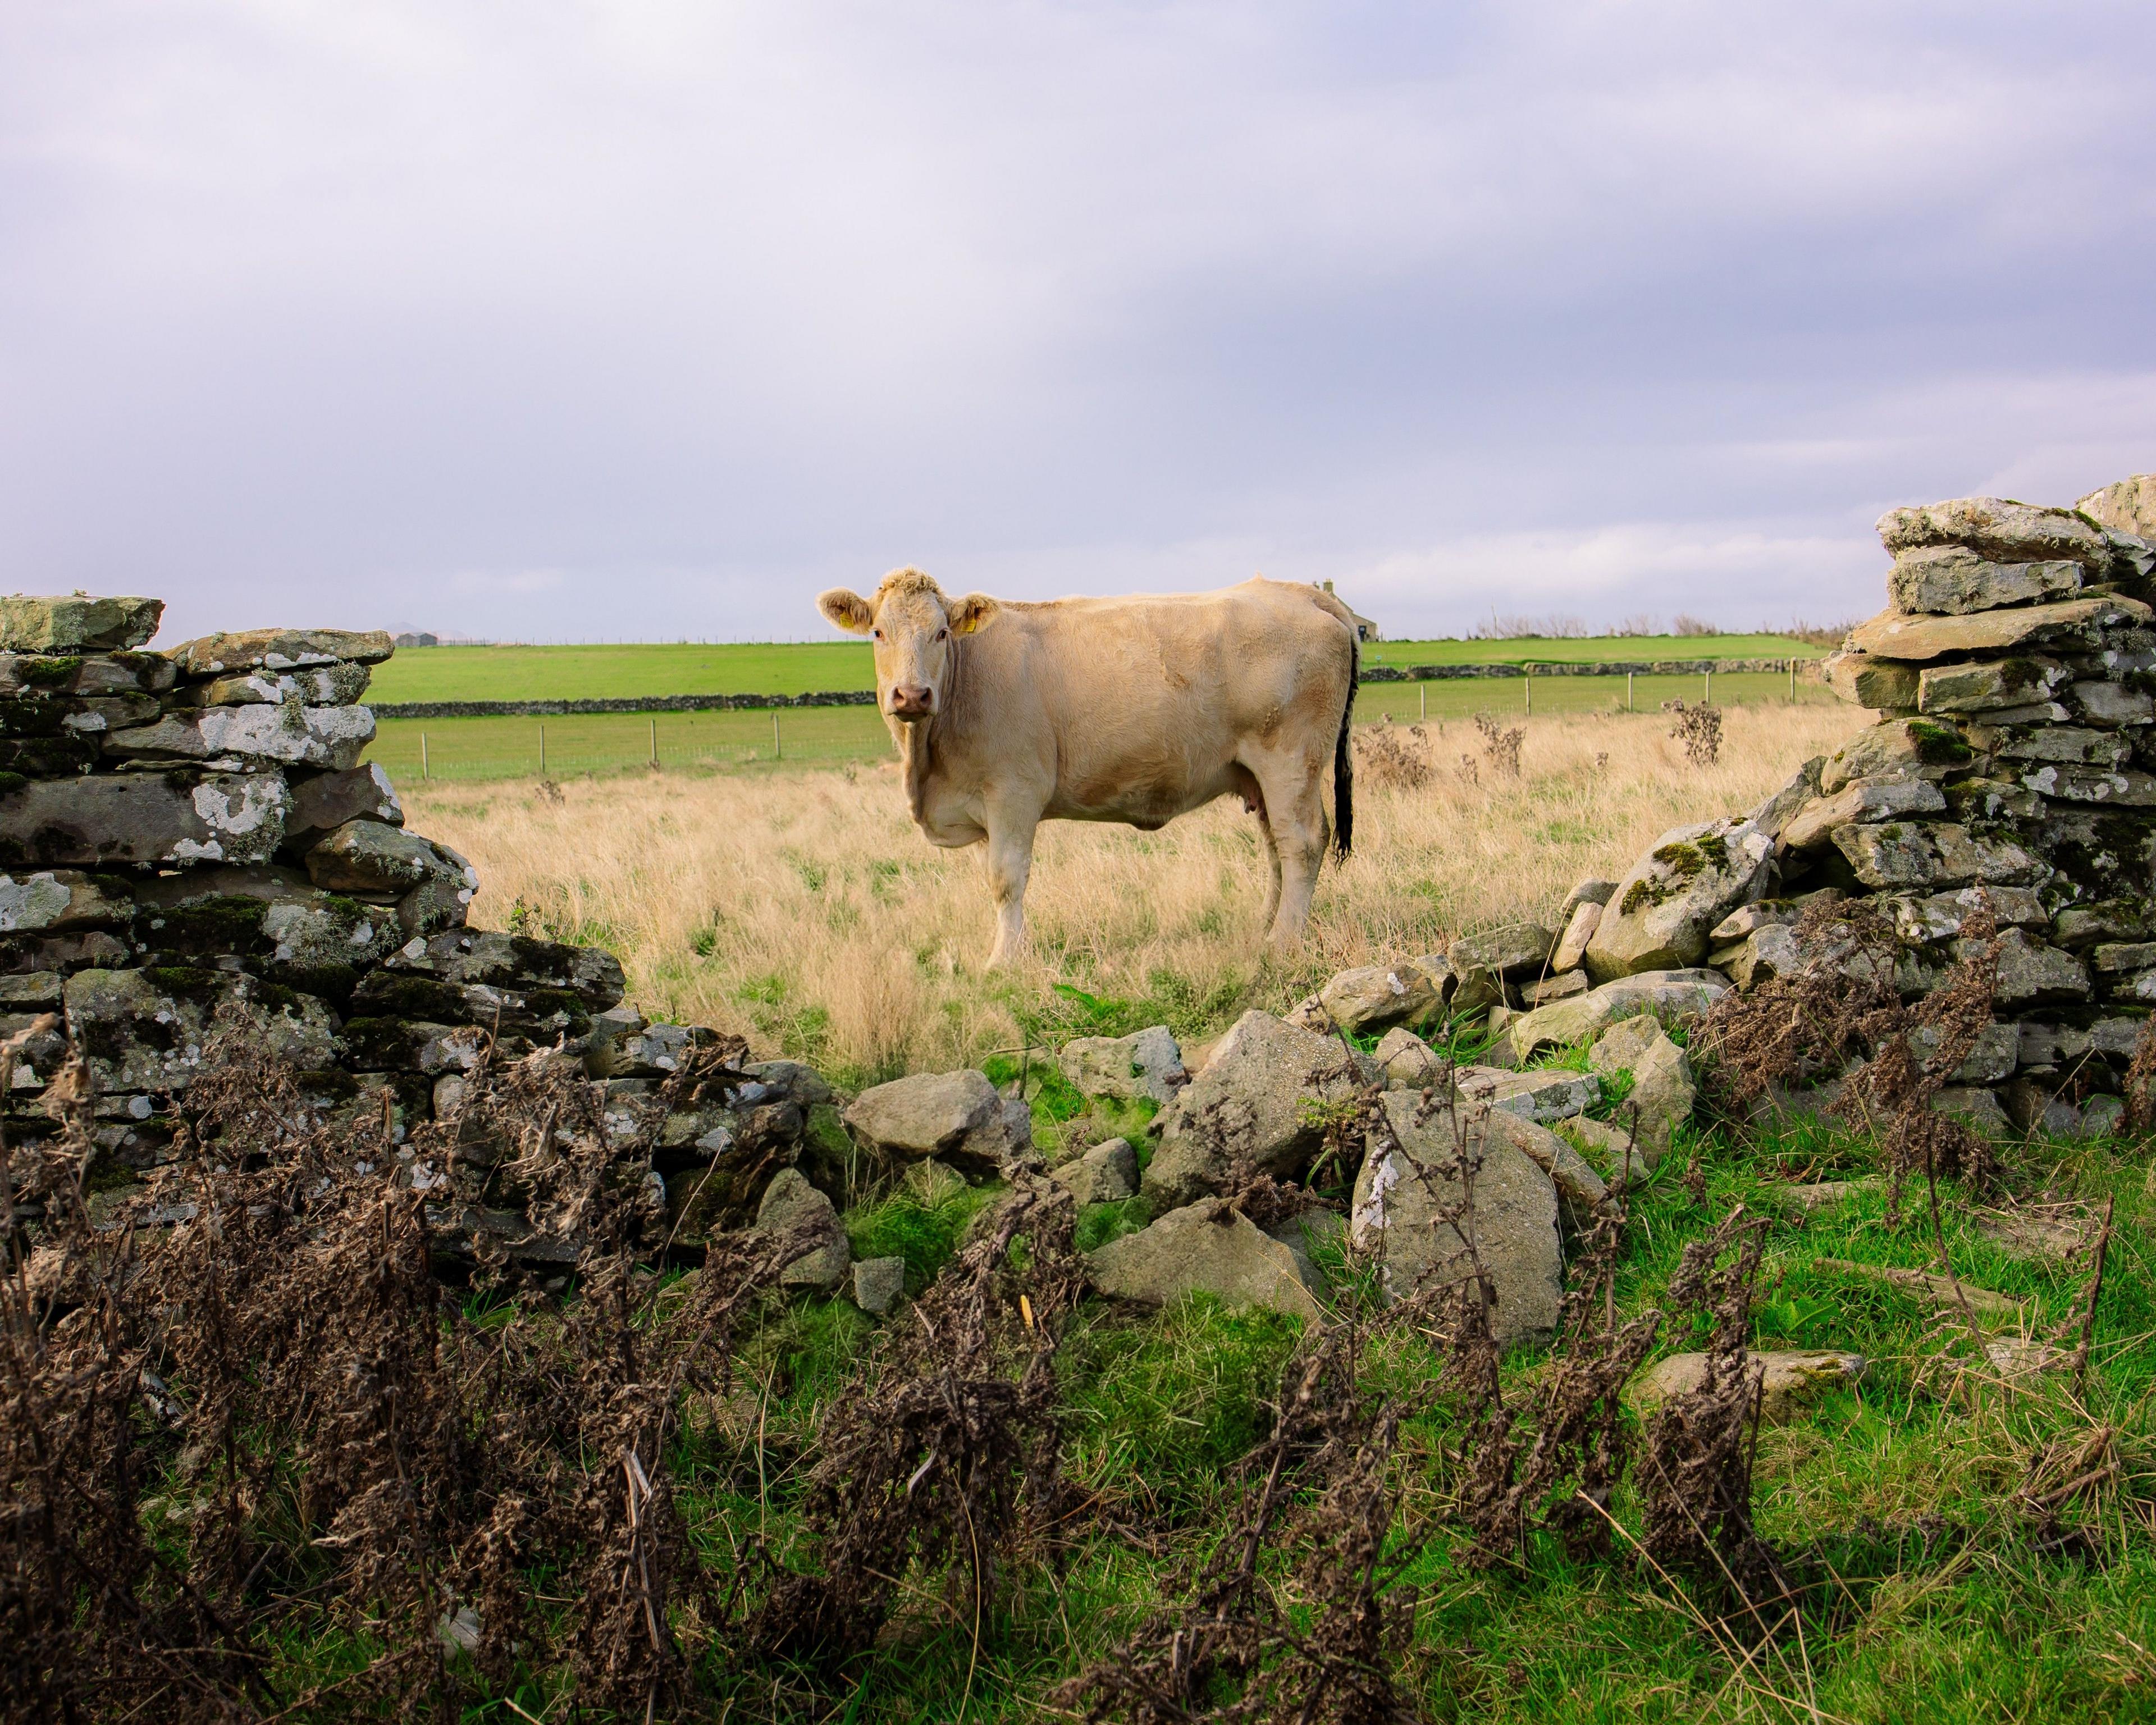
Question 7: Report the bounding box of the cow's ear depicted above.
[947,592,998,635]
[818,588,875,635]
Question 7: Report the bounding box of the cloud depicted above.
[0,2,2151,645]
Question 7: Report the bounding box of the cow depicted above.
[816,568,1359,966]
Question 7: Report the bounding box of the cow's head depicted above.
[817,567,997,722]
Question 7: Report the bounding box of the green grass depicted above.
[363,672,1839,784]
[364,634,1828,706]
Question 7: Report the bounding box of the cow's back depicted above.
[942,578,1355,823]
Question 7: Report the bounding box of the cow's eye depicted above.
[873,629,883,640]
[937,627,949,641]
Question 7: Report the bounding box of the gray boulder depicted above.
[852,1255,907,1316]
[0,595,163,652]
[0,771,289,869]
[1286,961,1440,1034]
[1349,1090,1562,1344]
[1817,718,1975,793]
[106,704,376,771]
[168,627,395,676]
[1886,545,2085,616]
[1508,969,1730,1062]
[1585,818,1774,982]
[286,764,404,845]
[755,1168,851,1292]
[1059,1025,1187,1104]
[1454,1064,1600,1126]
[1632,1349,1865,1425]
[1374,1024,1445,1088]
[844,1068,1027,1179]
[1876,496,2109,565]
[1142,1010,1370,1208]
[1050,1137,1137,1204]
[175,663,372,708]
[1588,1017,1694,1158]
[1087,1201,1324,1321]
[0,870,130,933]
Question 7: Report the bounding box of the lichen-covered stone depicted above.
[1050,1137,1138,1204]
[173,663,372,708]
[1818,718,1975,793]
[1887,545,2085,615]
[383,928,625,1009]
[1584,818,1772,981]
[2015,764,2156,805]
[168,628,394,676]
[1454,1065,1601,1125]
[1779,776,1946,850]
[1285,962,1440,1034]
[1820,650,1920,710]
[1507,969,1731,1062]
[1830,822,2043,889]
[0,869,130,932]
[305,820,467,897]
[1089,1201,1324,1321]
[1877,496,2111,565]
[64,966,339,1092]
[755,1167,850,1291]
[1916,657,2070,714]
[0,596,163,652]
[0,651,175,697]
[0,771,289,868]
[1059,1025,1188,1103]
[1846,595,2150,663]
[285,763,403,846]
[2074,474,2156,538]
[107,704,376,771]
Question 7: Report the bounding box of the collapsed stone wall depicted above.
[0,594,847,1267]
[1368,472,2156,1140]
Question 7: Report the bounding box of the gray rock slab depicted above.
[382,928,627,1008]
[0,869,130,932]
[1887,545,2085,616]
[1050,1137,1137,1204]
[1549,898,1602,975]
[285,764,404,843]
[755,1167,849,1291]
[2076,473,2156,537]
[1780,776,1947,849]
[305,820,468,896]
[1285,961,1440,1034]
[64,966,339,1093]
[1508,969,1730,1062]
[1846,595,2149,663]
[1143,1009,1370,1208]
[1586,817,1773,980]
[1820,650,1920,711]
[1818,718,1976,793]
[1350,1090,1561,1344]
[107,704,375,771]
[173,663,372,708]
[1088,1200,1324,1321]
[1059,1024,1187,1103]
[1916,657,2071,715]
[1455,1064,1600,1125]
[1588,1018,1694,1156]
[1876,495,2111,565]
[852,1254,906,1315]
[168,627,395,676]
[0,595,163,652]
[0,771,289,869]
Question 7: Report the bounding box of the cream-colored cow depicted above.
[816,568,1359,965]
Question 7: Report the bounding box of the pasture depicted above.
[399,702,1857,1084]
[363,631,1828,705]
[367,669,1841,783]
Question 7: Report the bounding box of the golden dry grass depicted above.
[401,705,1861,1083]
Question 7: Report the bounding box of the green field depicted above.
[366,670,1837,784]
[365,633,1826,705]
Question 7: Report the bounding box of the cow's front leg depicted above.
[981,806,1042,968]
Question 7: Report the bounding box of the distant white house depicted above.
[1317,579,1381,642]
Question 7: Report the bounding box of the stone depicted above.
[755,1168,849,1291]
[1757,1179,1867,1215]
[1059,1024,1187,1104]
[1916,658,2071,715]
[63,966,340,1093]
[1709,923,1805,990]
[1830,822,2042,891]
[1983,724,2134,766]
[0,651,174,697]
[1631,1349,1866,1425]
[0,1010,67,1090]
[1585,817,1773,981]
[1504,1115,1609,1221]
[852,1255,906,1316]
[1454,1064,1600,1125]
[343,1017,488,1075]
[305,820,469,897]
[1978,929,2090,1008]
[1984,1338,2072,1380]
[1143,1010,1369,1208]
[1877,496,2111,566]
[1707,901,1800,942]
[2038,810,2156,898]
[1820,650,1920,710]
[0,771,289,869]
[1450,923,1556,980]
[1521,970,1588,1005]
[0,869,129,932]
[1907,1020,2019,1084]
[843,1068,1016,1179]
[1374,1025,1445,1088]
[1780,776,1947,850]
[1286,962,1440,1034]
[1350,1090,1562,1344]
[2075,474,2156,537]
[1088,1201,1325,1321]
[105,704,376,771]
[741,1060,835,1107]
[1887,545,2086,615]
[1050,1137,1138,1204]
[0,595,163,652]
[1549,898,1601,973]
[382,928,627,1008]
[1811,1256,2025,1325]
[1561,877,1619,914]
[1818,718,1975,793]
[1930,1085,2013,1139]
[172,663,372,708]
[1508,969,1731,1062]
[168,628,395,676]
[602,1021,720,1079]
[1846,595,2150,663]
[1555,1113,1651,1179]
[2015,764,2156,805]
[2070,681,2154,725]
[1745,758,1828,839]
[1940,777,2043,823]
[0,971,62,1010]
[1589,1019,1694,1154]
[285,764,403,843]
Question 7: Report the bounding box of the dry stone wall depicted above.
[0,595,853,1267]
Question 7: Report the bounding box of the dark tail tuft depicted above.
[1331,635,1356,862]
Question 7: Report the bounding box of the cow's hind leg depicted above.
[1230,764,1283,937]
[1248,750,1328,951]
[981,802,1042,969]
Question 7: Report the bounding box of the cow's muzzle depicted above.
[889,685,934,720]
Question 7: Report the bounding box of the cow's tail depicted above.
[1331,632,1356,862]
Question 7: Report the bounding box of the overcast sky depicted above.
[3,3,2153,646]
